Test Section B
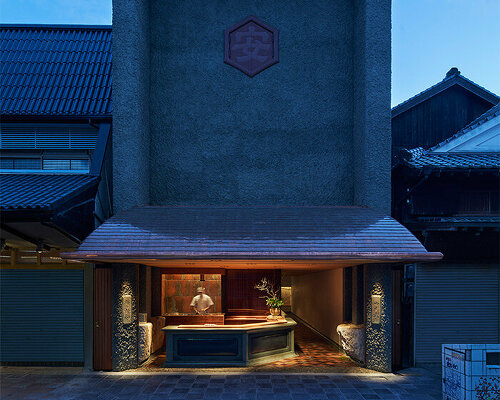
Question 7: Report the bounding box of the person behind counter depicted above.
[190,287,214,315]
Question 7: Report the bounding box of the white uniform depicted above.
[190,294,214,314]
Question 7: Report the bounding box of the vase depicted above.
[269,307,281,317]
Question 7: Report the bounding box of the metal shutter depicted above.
[0,269,84,363]
[415,263,500,364]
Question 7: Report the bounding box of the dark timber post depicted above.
[352,265,364,325]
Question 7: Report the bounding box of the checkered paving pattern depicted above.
[265,320,359,369]
[0,370,443,400]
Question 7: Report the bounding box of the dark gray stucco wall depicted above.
[112,264,138,371]
[113,0,151,212]
[352,0,391,213]
[149,0,355,205]
[113,0,391,211]
[364,264,392,372]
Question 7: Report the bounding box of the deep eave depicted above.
[62,205,442,268]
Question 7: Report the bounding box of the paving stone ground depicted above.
[0,369,442,400]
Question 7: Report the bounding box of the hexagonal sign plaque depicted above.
[224,15,279,77]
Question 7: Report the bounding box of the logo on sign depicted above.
[224,15,279,77]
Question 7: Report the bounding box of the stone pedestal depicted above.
[337,323,365,363]
[138,322,152,363]
[150,316,166,353]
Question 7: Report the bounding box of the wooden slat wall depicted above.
[392,85,494,155]
[93,266,112,370]
[225,270,281,315]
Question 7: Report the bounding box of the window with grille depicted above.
[0,158,42,169]
[1,157,89,172]
[43,159,89,171]
[0,123,98,150]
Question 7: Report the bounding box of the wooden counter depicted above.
[163,313,224,326]
[162,318,296,367]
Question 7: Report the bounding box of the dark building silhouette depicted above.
[391,67,499,161]
[392,72,499,366]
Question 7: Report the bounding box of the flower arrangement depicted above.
[254,277,283,308]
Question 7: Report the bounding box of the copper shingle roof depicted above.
[0,24,111,116]
[62,206,442,265]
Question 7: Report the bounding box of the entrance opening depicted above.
[130,266,369,371]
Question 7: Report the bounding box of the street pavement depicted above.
[0,368,442,400]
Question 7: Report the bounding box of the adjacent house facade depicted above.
[391,67,499,162]
[0,24,112,365]
[392,72,500,366]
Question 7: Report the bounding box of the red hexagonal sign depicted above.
[224,15,279,77]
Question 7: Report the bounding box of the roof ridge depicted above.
[456,74,500,102]
[392,74,455,111]
[0,24,111,30]
[392,68,499,117]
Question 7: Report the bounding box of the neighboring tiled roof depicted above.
[62,206,442,263]
[430,103,500,151]
[406,153,500,169]
[0,173,99,210]
[0,24,112,117]
[392,68,499,117]
[417,216,500,225]
[407,147,425,159]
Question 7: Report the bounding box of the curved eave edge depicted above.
[61,251,444,262]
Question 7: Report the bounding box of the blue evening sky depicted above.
[1,0,499,107]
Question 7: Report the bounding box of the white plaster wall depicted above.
[291,268,344,345]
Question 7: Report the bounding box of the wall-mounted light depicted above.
[36,241,43,254]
